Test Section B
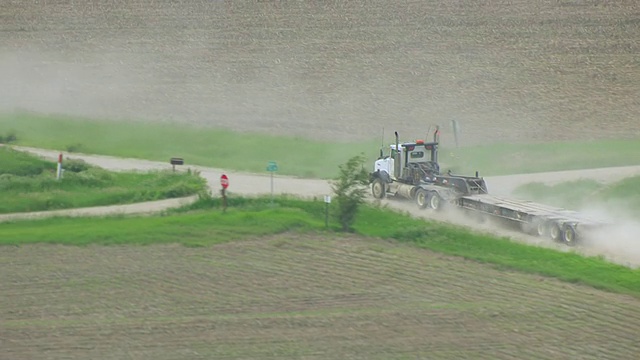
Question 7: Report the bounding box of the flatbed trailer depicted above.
[457,194,608,246]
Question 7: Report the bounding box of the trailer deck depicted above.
[458,194,610,244]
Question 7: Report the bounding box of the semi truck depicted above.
[369,128,607,246]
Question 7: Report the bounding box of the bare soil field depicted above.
[1,0,639,144]
[2,234,640,360]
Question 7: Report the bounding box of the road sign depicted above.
[266,161,278,172]
[220,174,229,189]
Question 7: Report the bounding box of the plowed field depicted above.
[1,0,639,144]
[2,234,639,359]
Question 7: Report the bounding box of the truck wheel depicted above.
[371,178,386,199]
[549,222,563,242]
[535,219,547,237]
[415,189,429,209]
[563,224,577,247]
[428,192,443,211]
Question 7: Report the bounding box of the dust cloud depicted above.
[573,205,640,268]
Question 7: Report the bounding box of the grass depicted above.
[2,195,640,297]
[514,176,640,216]
[0,144,57,176]
[0,112,379,179]
[3,112,640,178]
[0,146,207,213]
[0,206,319,247]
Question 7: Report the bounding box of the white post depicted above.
[56,153,63,180]
[270,171,274,204]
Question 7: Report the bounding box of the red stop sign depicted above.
[220,174,229,189]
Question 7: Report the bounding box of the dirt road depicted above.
[15,146,640,197]
[6,146,640,267]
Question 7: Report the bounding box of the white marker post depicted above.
[266,161,278,204]
[324,195,331,228]
[56,153,63,180]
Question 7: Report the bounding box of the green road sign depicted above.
[267,161,278,172]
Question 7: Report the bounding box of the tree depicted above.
[331,154,369,232]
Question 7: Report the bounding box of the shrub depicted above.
[0,131,18,144]
[65,143,84,153]
[63,158,92,173]
[331,154,369,232]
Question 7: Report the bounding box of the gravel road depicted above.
[5,146,640,267]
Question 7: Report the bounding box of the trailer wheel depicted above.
[549,222,563,242]
[371,178,386,199]
[535,219,548,237]
[563,224,577,247]
[415,189,429,209]
[428,192,443,211]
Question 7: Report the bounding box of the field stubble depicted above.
[2,234,640,359]
[1,0,639,145]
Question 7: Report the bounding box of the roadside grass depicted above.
[0,144,57,176]
[514,176,640,216]
[3,112,640,178]
[0,147,207,213]
[0,112,377,179]
[2,195,639,297]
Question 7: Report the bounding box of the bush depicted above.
[63,168,113,187]
[65,143,85,153]
[63,158,92,173]
[0,131,18,144]
[331,154,369,232]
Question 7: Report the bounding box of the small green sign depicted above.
[266,161,278,172]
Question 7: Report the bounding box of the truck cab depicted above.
[374,140,440,184]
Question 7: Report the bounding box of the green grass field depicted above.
[3,112,640,178]
[0,146,207,213]
[3,196,639,298]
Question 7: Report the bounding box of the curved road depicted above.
[4,146,640,267]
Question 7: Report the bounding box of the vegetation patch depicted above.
[0,146,206,213]
[3,112,640,178]
[3,195,640,298]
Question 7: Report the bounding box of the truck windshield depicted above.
[410,151,424,159]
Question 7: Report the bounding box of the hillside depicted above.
[1,0,639,145]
